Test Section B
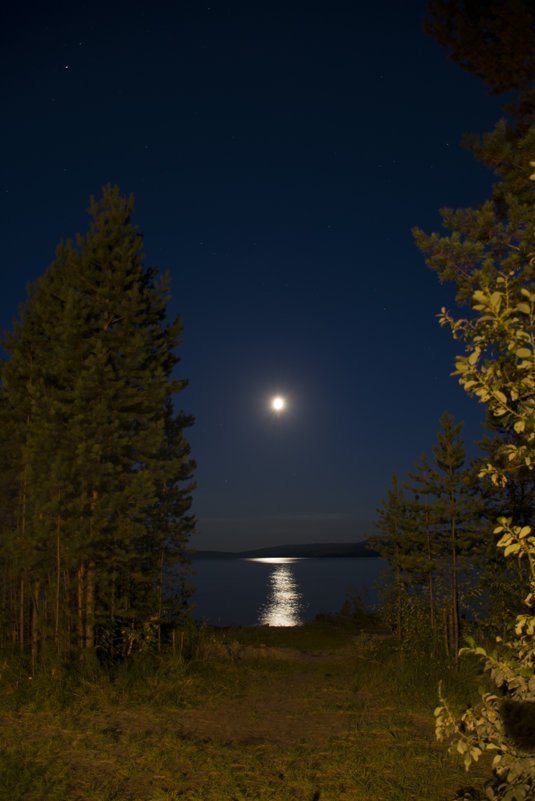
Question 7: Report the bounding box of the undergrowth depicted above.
[0,618,491,801]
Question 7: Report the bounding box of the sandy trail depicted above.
[175,635,378,750]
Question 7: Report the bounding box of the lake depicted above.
[189,556,387,626]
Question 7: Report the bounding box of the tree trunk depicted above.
[63,569,71,648]
[77,563,85,654]
[31,578,40,675]
[19,576,25,653]
[84,488,98,651]
[157,548,164,654]
[18,478,28,654]
[450,490,460,668]
[396,564,403,641]
[424,496,436,641]
[55,508,61,655]
[85,560,95,650]
[443,606,450,658]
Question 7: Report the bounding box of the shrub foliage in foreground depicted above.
[433,269,535,800]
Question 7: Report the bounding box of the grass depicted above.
[0,618,492,801]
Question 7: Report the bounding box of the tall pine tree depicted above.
[371,472,414,641]
[406,452,441,647]
[424,0,535,112]
[427,412,475,662]
[415,1,535,305]
[0,185,195,660]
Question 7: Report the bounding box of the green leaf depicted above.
[489,292,502,311]
[468,349,481,365]
[472,290,488,305]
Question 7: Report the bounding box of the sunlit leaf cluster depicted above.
[431,229,535,800]
[439,276,535,489]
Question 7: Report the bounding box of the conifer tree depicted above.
[424,0,535,117]
[0,185,195,660]
[405,452,441,645]
[371,472,413,640]
[415,2,535,305]
[427,413,475,662]
[373,417,480,658]
[0,282,66,658]
[0,391,23,649]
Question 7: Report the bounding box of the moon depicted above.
[271,396,286,412]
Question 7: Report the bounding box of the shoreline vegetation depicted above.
[0,612,491,801]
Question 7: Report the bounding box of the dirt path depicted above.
[0,633,474,801]
[176,634,382,750]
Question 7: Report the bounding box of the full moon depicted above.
[271,396,285,412]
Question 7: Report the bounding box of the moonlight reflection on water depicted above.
[247,557,303,626]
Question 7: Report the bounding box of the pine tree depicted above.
[414,2,535,305]
[426,412,476,663]
[0,185,196,660]
[144,397,196,652]
[424,0,535,114]
[0,281,66,660]
[405,452,441,647]
[371,472,415,641]
[0,391,24,650]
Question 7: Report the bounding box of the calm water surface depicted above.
[190,557,386,626]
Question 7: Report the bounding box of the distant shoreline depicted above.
[191,540,379,560]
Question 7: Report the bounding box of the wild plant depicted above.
[434,258,535,799]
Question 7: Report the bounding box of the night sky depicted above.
[3,0,506,551]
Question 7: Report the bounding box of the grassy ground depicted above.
[0,617,492,801]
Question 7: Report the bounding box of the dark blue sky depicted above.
[3,0,504,550]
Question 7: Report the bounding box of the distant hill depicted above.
[191,540,379,559]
